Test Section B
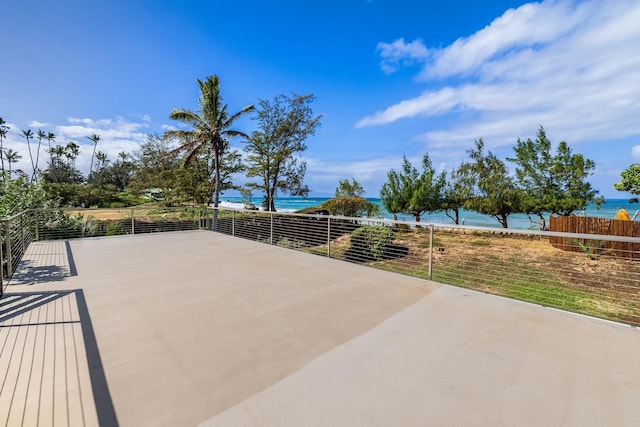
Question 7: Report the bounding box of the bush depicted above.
[349,225,394,261]
[319,196,379,217]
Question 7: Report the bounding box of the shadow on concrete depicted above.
[0,289,119,426]
[5,262,69,286]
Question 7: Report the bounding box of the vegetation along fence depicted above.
[2,207,640,326]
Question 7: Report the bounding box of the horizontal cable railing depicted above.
[1,211,36,295]
[212,208,640,326]
[33,207,207,240]
[3,206,640,326]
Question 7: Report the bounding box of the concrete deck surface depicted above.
[2,230,640,426]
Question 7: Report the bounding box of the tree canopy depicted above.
[461,139,521,228]
[244,93,322,211]
[508,127,602,227]
[380,154,445,222]
[614,164,640,203]
[335,178,365,198]
[165,75,254,209]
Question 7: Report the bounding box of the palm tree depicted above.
[95,150,108,170]
[0,117,9,172]
[32,129,46,182]
[47,144,65,182]
[87,133,100,181]
[166,75,254,226]
[46,132,56,178]
[21,129,35,180]
[5,148,21,174]
[66,141,80,170]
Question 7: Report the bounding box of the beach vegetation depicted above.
[3,148,21,175]
[508,126,603,229]
[335,178,365,198]
[244,93,321,212]
[380,166,405,221]
[318,196,379,217]
[87,133,101,183]
[614,164,640,203]
[460,139,521,228]
[0,117,8,173]
[380,154,445,222]
[442,165,473,225]
[0,173,58,217]
[165,75,254,213]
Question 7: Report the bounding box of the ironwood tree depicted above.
[461,139,521,228]
[508,126,602,228]
[244,93,322,212]
[380,154,445,222]
[614,163,640,203]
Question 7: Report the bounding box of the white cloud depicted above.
[358,0,640,152]
[29,121,50,128]
[632,145,640,159]
[1,116,157,177]
[376,38,429,74]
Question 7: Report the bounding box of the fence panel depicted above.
[549,215,640,259]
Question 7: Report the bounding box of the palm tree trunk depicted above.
[212,151,221,231]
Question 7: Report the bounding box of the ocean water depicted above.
[220,197,638,230]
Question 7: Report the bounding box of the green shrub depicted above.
[319,196,380,217]
[349,225,394,261]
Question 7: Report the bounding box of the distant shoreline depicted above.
[220,197,638,230]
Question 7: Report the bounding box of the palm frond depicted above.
[169,109,204,128]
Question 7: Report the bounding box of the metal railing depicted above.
[1,211,37,295]
[3,206,640,326]
[212,208,640,326]
[1,207,210,294]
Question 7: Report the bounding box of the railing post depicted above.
[232,210,236,236]
[0,222,4,294]
[34,210,39,241]
[327,217,331,257]
[6,221,12,277]
[131,209,135,235]
[270,212,274,245]
[428,224,434,280]
[21,213,25,249]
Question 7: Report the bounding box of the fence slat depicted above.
[549,215,640,259]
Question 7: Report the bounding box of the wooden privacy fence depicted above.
[549,215,640,259]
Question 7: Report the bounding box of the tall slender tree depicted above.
[166,75,254,220]
[32,129,46,182]
[46,132,56,176]
[0,117,8,172]
[21,129,35,180]
[87,133,100,181]
[66,141,80,171]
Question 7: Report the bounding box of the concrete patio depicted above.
[1,230,640,426]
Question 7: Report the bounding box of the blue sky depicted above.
[1,0,639,198]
